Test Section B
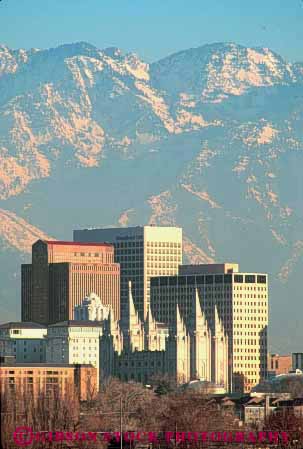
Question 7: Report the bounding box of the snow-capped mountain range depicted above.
[1,41,303,351]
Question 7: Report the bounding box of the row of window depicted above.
[147,255,179,260]
[234,294,267,299]
[151,275,267,286]
[234,331,263,336]
[4,370,67,375]
[73,252,103,257]
[235,361,265,366]
[118,360,162,367]
[115,241,143,247]
[146,242,181,247]
[147,249,181,255]
[234,302,267,306]
[234,324,267,329]
[117,251,143,257]
[147,270,177,275]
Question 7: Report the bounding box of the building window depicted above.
[234,275,243,283]
[245,275,256,283]
[257,275,267,284]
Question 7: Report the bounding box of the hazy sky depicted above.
[1,0,303,62]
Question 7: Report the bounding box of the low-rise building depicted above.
[0,363,97,401]
[0,322,47,363]
[244,396,278,428]
[274,398,303,417]
[268,353,292,377]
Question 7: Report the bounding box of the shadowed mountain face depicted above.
[0,41,303,352]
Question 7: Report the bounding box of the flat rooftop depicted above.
[0,363,94,368]
[44,240,113,247]
[0,322,47,329]
[49,320,103,327]
[179,263,239,275]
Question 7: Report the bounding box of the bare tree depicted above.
[1,383,81,449]
[264,407,303,449]
[149,373,178,395]
[153,390,240,449]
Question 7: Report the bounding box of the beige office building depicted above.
[150,263,268,393]
[74,226,182,322]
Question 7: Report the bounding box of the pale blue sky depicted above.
[1,0,303,62]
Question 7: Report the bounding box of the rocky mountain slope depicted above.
[0,41,302,351]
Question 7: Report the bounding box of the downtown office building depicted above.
[22,240,120,325]
[150,263,268,393]
[73,226,182,322]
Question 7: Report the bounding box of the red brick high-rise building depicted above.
[22,240,120,325]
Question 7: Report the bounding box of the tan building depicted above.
[22,240,120,324]
[74,226,182,321]
[268,354,292,377]
[0,363,97,401]
[150,263,268,393]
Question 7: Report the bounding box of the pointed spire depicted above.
[214,305,227,337]
[128,281,137,319]
[122,279,142,331]
[107,308,115,333]
[176,304,186,334]
[145,305,155,331]
[190,289,206,330]
[214,304,220,332]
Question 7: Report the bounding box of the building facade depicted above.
[73,226,182,322]
[22,240,120,324]
[0,363,97,401]
[292,353,303,371]
[268,354,292,378]
[45,321,103,387]
[150,263,268,393]
[0,322,47,363]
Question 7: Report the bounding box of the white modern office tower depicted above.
[73,226,182,322]
[0,322,47,363]
[74,293,110,321]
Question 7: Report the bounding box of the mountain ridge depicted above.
[0,41,303,352]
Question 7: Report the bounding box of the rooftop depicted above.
[179,263,239,275]
[0,322,47,329]
[75,225,181,231]
[0,363,94,368]
[44,240,113,247]
[49,320,103,327]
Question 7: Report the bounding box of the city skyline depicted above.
[1,4,303,445]
[5,226,268,394]
[0,5,302,355]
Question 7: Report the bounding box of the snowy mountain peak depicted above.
[0,42,303,349]
[150,42,302,102]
